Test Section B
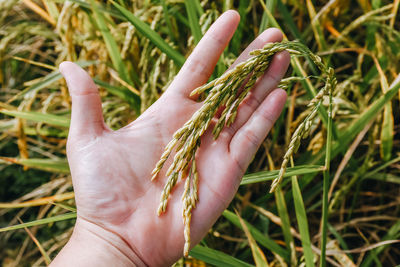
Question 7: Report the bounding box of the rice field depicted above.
[0,0,400,266]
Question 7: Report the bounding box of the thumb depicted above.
[59,61,105,138]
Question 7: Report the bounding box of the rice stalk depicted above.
[151,40,336,256]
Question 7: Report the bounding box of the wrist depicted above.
[51,217,147,267]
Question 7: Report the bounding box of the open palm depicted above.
[59,11,290,266]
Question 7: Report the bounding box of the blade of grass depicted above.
[189,245,254,267]
[223,210,290,261]
[380,103,394,161]
[274,186,297,265]
[291,168,315,267]
[185,0,203,44]
[365,173,400,184]
[231,0,248,55]
[19,127,67,137]
[160,0,176,42]
[363,155,400,180]
[12,56,56,71]
[259,7,269,33]
[390,0,400,27]
[276,0,305,42]
[327,223,353,261]
[236,210,269,266]
[89,0,136,90]
[365,3,379,51]
[240,165,325,185]
[111,0,185,67]
[0,212,77,232]
[0,192,74,209]
[108,68,140,95]
[0,109,70,127]
[375,56,393,162]
[0,157,69,173]
[259,0,276,33]
[50,202,77,212]
[362,220,400,267]
[319,76,333,267]
[326,240,356,266]
[18,217,51,265]
[306,0,327,51]
[42,0,59,21]
[193,0,204,16]
[365,33,394,162]
[168,6,189,27]
[23,0,56,26]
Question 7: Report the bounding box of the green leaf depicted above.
[223,210,290,261]
[362,155,400,183]
[236,210,269,266]
[327,223,352,261]
[193,0,204,16]
[365,173,400,184]
[0,157,70,173]
[190,245,254,267]
[0,109,70,127]
[274,0,317,75]
[276,0,304,42]
[160,0,176,42]
[185,0,203,44]
[240,165,324,185]
[259,0,276,32]
[362,220,400,267]
[42,0,59,20]
[320,78,334,267]
[305,0,327,51]
[0,212,77,232]
[380,102,393,161]
[292,176,315,267]
[110,0,186,67]
[275,187,297,265]
[89,0,134,87]
[231,0,249,55]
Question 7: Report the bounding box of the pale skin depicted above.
[51,10,290,267]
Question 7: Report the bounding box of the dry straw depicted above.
[151,40,336,256]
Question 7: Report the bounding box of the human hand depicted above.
[52,10,290,267]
